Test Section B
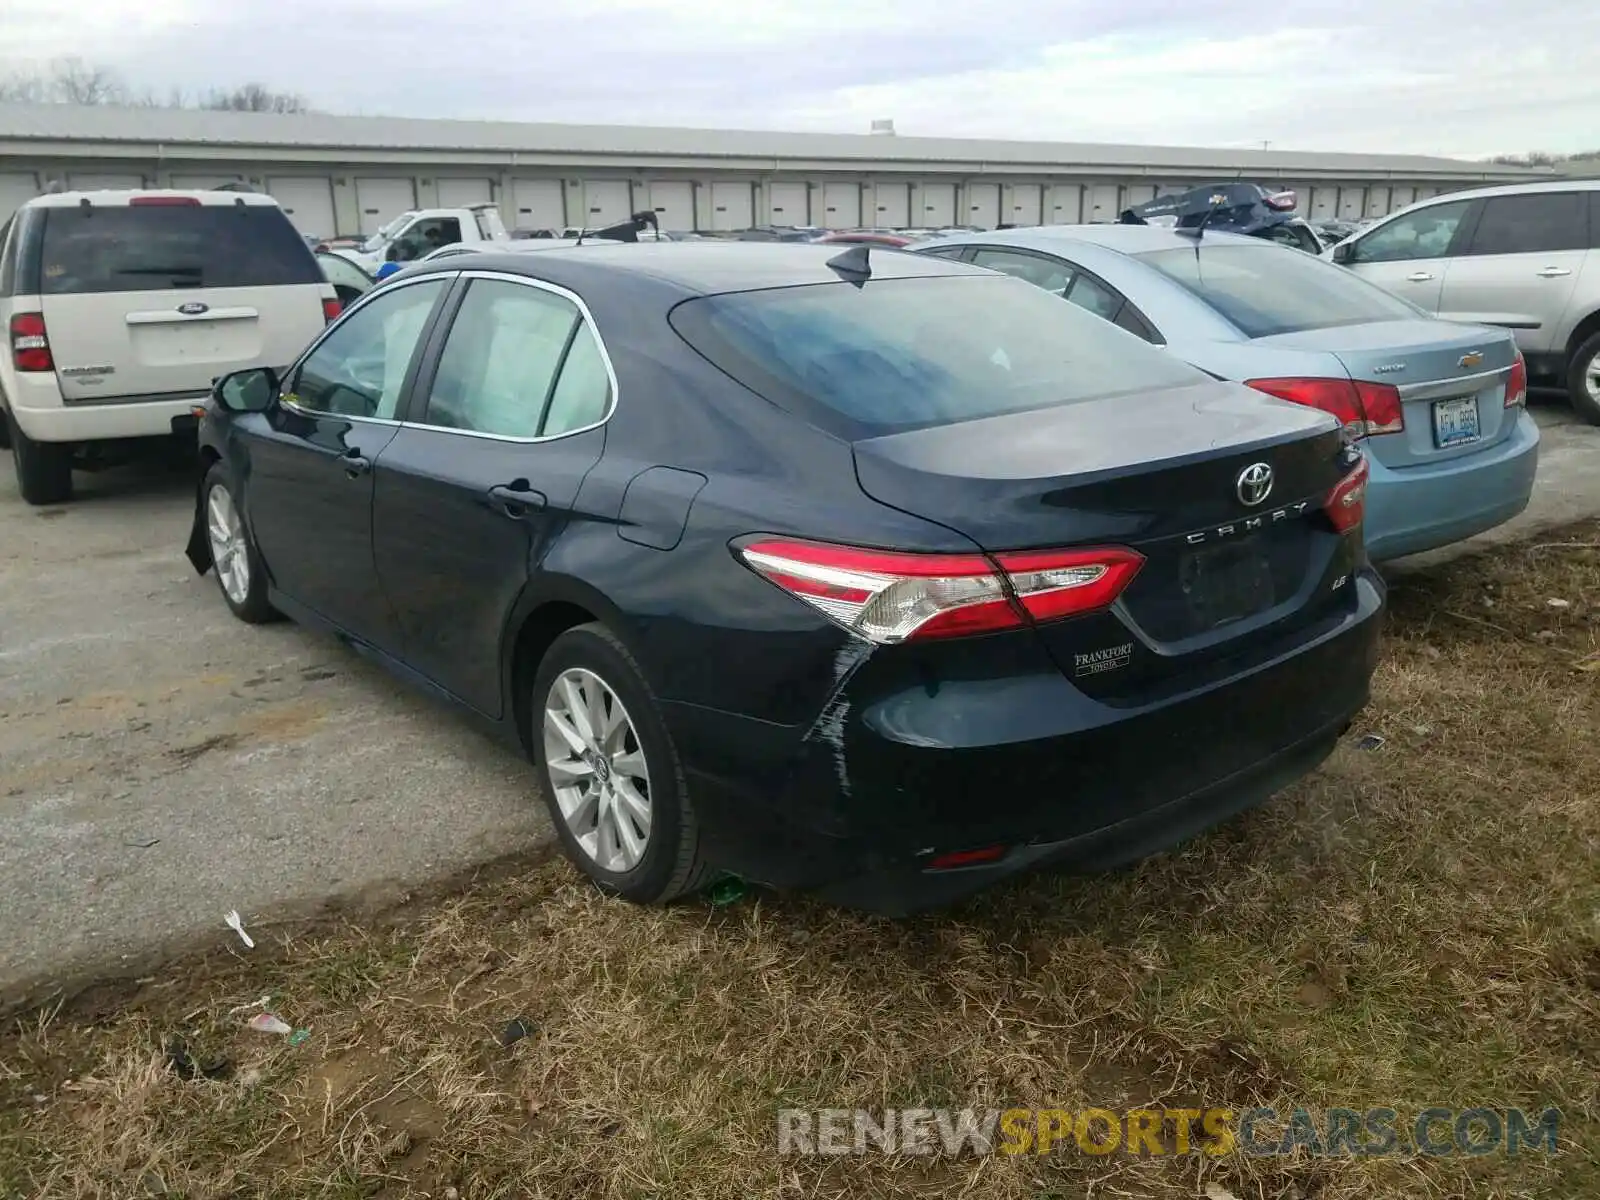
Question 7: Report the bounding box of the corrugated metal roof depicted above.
[0,102,1543,178]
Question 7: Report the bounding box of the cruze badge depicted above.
[1236,462,1274,507]
[1185,501,1311,545]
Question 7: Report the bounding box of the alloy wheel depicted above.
[1585,354,1600,405]
[542,667,653,872]
[206,484,251,605]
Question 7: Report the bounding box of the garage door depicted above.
[582,180,632,227]
[1310,187,1338,218]
[822,182,861,227]
[1086,185,1120,222]
[1390,186,1417,211]
[0,172,38,221]
[647,181,694,231]
[268,177,337,238]
[1338,187,1366,219]
[1121,184,1157,210]
[967,183,1000,227]
[766,181,808,226]
[70,173,144,190]
[919,182,955,227]
[1365,186,1391,218]
[710,181,754,231]
[872,182,910,228]
[355,177,417,235]
[1046,184,1082,224]
[437,178,492,207]
[1007,184,1042,226]
[512,179,565,232]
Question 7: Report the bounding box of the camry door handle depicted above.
[1405,272,1435,282]
[340,451,371,478]
[488,481,547,519]
[1537,267,1572,278]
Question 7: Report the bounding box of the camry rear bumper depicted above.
[671,568,1384,914]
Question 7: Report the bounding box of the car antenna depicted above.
[826,243,872,285]
[1176,192,1226,241]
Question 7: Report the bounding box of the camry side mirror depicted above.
[1332,240,1355,265]
[214,366,278,413]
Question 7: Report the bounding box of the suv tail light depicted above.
[1505,352,1527,409]
[9,312,53,373]
[322,297,343,323]
[737,538,1144,644]
[1323,454,1370,535]
[1246,377,1404,438]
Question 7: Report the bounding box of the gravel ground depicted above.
[0,454,548,1007]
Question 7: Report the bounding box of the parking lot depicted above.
[0,457,548,1003]
[0,401,1595,1005]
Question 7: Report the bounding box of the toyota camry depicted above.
[185,242,1384,915]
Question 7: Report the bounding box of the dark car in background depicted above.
[185,242,1383,914]
[1122,183,1325,253]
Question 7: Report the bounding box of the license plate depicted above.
[1179,543,1275,631]
[1432,396,1480,448]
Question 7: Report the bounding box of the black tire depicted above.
[531,622,713,904]
[1565,332,1600,425]
[201,462,277,624]
[7,409,73,505]
[0,405,10,451]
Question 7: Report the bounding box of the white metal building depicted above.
[0,103,1546,239]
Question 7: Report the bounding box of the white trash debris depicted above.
[1547,598,1572,609]
[224,910,254,949]
[248,1013,293,1036]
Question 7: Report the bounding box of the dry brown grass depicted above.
[4,527,1599,1199]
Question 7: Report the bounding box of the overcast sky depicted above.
[1,0,1595,159]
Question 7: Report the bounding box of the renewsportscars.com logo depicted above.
[777,1106,1563,1158]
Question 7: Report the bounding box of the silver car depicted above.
[1326,179,1600,423]
[913,225,1538,562]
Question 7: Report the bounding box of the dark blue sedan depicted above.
[185,242,1383,914]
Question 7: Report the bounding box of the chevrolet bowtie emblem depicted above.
[1459,351,1484,369]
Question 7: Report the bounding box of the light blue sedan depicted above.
[912,225,1539,562]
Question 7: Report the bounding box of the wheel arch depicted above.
[504,575,638,761]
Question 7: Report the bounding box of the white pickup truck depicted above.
[333,204,510,271]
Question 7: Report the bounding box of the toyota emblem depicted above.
[1236,462,1274,507]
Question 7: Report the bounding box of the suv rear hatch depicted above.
[669,269,1362,693]
[32,195,331,402]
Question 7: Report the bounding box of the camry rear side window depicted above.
[39,205,322,294]
[1136,243,1418,338]
[669,275,1202,435]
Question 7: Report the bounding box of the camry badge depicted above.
[177,301,209,316]
[1236,462,1274,507]
[1458,350,1484,368]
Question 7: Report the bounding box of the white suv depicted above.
[0,189,340,504]
[1327,179,1600,423]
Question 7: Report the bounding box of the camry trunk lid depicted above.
[852,378,1358,684]
[1251,320,1520,470]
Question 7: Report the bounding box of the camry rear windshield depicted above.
[669,275,1203,436]
[38,204,322,294]
[1135,243,1418,338]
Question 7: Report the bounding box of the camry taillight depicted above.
[1323,454,1370,535]
[1505,352,1527,409]
[1247,377,1404,438]
[9,312,52,373]
[322,297,343,324]
[737,538,1144,644]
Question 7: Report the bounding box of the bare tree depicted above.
[200,83,309,115]
[0,58,310,112]
[48,56,128,106]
